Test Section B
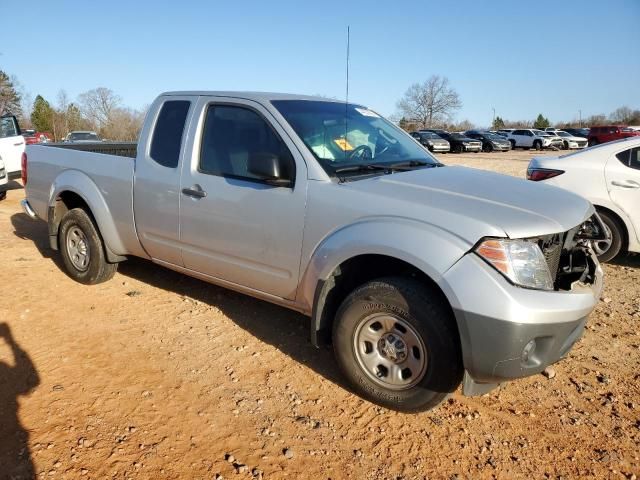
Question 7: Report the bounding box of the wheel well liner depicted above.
[311,254,459,347]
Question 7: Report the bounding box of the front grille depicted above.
[538,233,564,283]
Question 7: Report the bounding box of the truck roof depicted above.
[160,91,347,103]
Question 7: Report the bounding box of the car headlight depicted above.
[475,238,553,290]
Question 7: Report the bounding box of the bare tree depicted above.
[610,106,633,124]
[396,76,462,128]
[78,87,121,129]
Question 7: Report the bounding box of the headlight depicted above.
[475,239,554,290]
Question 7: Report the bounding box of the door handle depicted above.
[182,185,207,198]
[13,142,24,146]
[611,180,640,189]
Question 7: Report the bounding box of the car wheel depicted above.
[588,139,598,147]
[562,141,569,150]
[332,277,463,412]
[0,191,6,201]
[455,144,464,154]
[482,143,493,152]
[509,140,516,150]
[59,208,118,284]
[591,210,624,263]
[533,140,542,151]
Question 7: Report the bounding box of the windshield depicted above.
[69,132,99,141]
[483,133,504,141]
[533,130,549,136]
[556,131,571,137]
[272,100,439,175]
[420,131,441,139]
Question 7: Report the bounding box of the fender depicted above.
[297,217,474,343]
[48,169,128,260]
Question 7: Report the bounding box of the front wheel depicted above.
[588,139,598,147]
[509,139,516,150]
[563,141,569,150]
[59,208,118,284]
[332,277,463,412]
[482,143,493,152]
[0,191,6,201]
[533,140,542,151]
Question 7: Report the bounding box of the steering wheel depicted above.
[348,144,373,161]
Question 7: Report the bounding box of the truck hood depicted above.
[344,165,593,242]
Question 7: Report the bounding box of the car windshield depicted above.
[420,132,441,139]
[556,131,571,137]
[533,130,549,136]
[483,133,504,141]
[70,132,99,141]
[621,127,635,132]
[272,100,440,175]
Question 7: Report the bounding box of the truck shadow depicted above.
[10,213,347,391]
[117,258,346,387]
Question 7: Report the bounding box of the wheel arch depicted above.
[298,219,470,347]
[594,204,630,253]
[48,171,127,262]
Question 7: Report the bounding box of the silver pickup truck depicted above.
[22,91,606,412]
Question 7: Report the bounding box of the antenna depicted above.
[344,25,350,161]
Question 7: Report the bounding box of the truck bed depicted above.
[25,142,143,258]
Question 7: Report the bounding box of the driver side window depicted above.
[199,105,295,184]
[0,116,19,138]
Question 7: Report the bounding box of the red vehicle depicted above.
[22,130,52,145]
[587,125,640,146]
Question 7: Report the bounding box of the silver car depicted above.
[410,131,450,153]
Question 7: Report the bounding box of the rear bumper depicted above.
[21,199,38,219]
[441,253,603,393]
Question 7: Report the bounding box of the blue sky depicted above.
[4,0,639,126]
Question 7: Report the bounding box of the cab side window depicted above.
[150,100,191,168]
[199,105,295,184]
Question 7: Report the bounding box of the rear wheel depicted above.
[592,210,624,263]
[0,191,6,201]
[59,208,118,284]
[509,139,516,149]
[533,140,542,151]
[332,277,463,412]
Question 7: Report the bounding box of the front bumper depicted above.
[430,143,450,152]
[492,143,511,151]
[441,252,603,393]
[462,144,482,152]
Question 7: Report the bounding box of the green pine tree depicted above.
[492,116,505,129]
[31,95,54,132]
[533,114,550,129]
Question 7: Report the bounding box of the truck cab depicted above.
[0,114,25,179]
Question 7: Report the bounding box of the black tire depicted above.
[533,140,542,151]
[58,208,117,285]
[0,191,6,201]
[509,139,516,150]
[563,141,569,150]
[588,138,598,147]
[332,277,463,412]
[482,142,493,153]
[454,144,464,154]
[593,210,624,263]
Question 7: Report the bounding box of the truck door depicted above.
[606,146,640,243]
[133,97,194,266]
[178,97,307,299]
[0,115,25,177]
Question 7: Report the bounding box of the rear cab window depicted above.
[150,100,191,168]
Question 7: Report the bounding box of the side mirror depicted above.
[247,153,292,187]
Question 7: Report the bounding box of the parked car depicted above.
[587,125,640,146]
[496,129,515,137]
[22,91,604,412]
[64,131,102,143]
[506,129,563,150]
[410,131,450,152]
[23,130,52,145]
[0,156,7,200]
[464,130,511,152]
[0,114,25,179]
[528,137,640,262]
[553,131,587,150]
[423,130,482,153]
[563,128,590,138]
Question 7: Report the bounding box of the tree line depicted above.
[395,74,639,132]
[0,69,145,141]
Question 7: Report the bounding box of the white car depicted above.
[506,129,564,150]
[553,131,588,150]
[527,137,640,261]
[0,156,7,200]
[0,115,25,179]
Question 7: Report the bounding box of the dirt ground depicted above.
[0,149,638,480]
